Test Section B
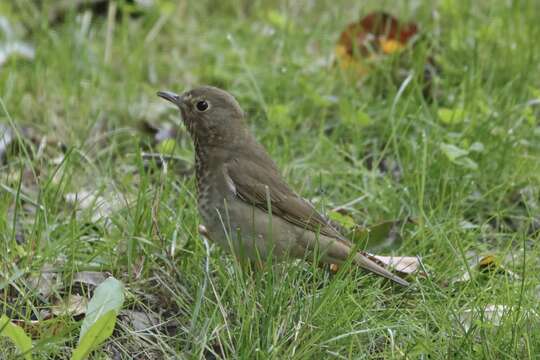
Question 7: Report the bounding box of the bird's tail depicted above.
[311,233,409,286]
[353,252,409,286]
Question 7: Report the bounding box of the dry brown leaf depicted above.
[51,294,88,317]
[366,254,423,275]
[73,271,108,288]
[336,11,419,75]
[120,310,160,332]
[65,189,127,225]
[457,305,538,332]
[26,268,62,299]
[330,252,423,278]
[458,305,508,332]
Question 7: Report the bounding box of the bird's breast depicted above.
[194,155,236,228]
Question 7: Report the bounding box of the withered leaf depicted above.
[73,271,108,289]
[337,11,418,59]
[51,294,88,317]
[336,11,419,75]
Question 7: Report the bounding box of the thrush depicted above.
[157,86,409,286]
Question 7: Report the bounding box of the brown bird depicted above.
[157,86,409,286]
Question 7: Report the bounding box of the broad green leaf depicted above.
[356,110,373,126]
[328,211,356,230]
[522,106,536,126]
[454,156,478,170]
[351,220,401,250]
[156,138,177,154]
[529,86,540,100]
[339,100,373,127]
[79,277,124,341]
[440,143,478,170]
[267,10,287,30]
[438,107,465,125]
[71,310,117,360]
[439,143,468,161]
[158,1,175,15]
[267,104,292,127]
[0,315,33,360]
[469,142,485,153]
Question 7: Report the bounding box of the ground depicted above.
[1,0,539,359]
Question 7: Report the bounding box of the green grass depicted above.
[1,0,540,358]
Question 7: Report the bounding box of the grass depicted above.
[1,0,540,358]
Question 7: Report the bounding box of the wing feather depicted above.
[224,157,344,240]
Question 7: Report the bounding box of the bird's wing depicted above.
[224,157,344,240]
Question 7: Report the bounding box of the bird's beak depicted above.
[157,90,183,106]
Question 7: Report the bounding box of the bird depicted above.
[157,86,409,286]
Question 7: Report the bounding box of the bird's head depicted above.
[157,86,246,147]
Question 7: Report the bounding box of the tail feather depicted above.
[316,235,409,286]
[354,252,409,287]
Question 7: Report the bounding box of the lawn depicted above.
[1,0,540,358]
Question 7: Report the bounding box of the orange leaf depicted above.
[335,11,419,74]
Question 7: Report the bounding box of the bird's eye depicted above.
[196,100,209,112]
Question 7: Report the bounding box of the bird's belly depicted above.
[200,196,314,261]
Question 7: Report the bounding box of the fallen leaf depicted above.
[455,305,538,332]
[336,11,418,60]
[365,254,423,275]
[65,189,127,225]
[26,267,61,299]
[119,310,159,332]
[51,294,88,317]
[458,305,506,331]
[73,272,108,289]
[65,191,111,223]
[329,253,422,278]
